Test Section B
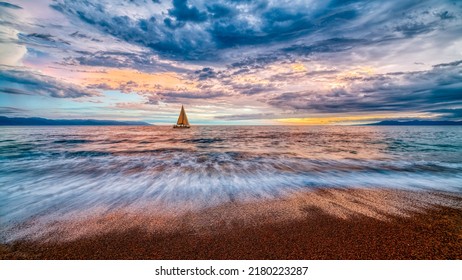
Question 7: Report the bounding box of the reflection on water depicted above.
[1,125,462,225]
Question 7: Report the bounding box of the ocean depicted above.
[1,125,462,227]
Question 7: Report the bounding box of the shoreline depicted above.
[2,188,462,259]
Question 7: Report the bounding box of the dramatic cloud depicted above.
[1,0,461,124]
[265,60,462,114]
[0,106,27,115]
[49,0,461,62]
[430,108,462,119]
[0,2,22,9]
[0,66,100,98]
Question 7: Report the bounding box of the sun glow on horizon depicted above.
[276,112,443,125]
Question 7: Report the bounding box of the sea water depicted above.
[1,125,461,225]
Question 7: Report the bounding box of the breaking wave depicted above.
[1,125,462,225]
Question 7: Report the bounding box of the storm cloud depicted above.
[0,2,22,9]
[0,66,100,98]
[266,61,462,115]
[49,0,462,61]
[1,0,462,123]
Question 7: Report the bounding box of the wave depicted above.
[1,125,462,226]
[1,150,461,224]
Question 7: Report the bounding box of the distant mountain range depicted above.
[367,120,462,126]
[0,116,151,126]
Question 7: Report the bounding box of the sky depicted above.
[0,0,461,125]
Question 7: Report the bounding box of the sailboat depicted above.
[173,105,190,128]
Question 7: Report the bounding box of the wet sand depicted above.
[1,188,462,259]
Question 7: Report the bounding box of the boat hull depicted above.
[173,125,190,128]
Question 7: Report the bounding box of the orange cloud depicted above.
[82,69,197,93]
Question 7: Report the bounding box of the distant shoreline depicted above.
[0,116,151,126]
[0,124,152,126]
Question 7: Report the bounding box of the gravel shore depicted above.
[2,188,462,259]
